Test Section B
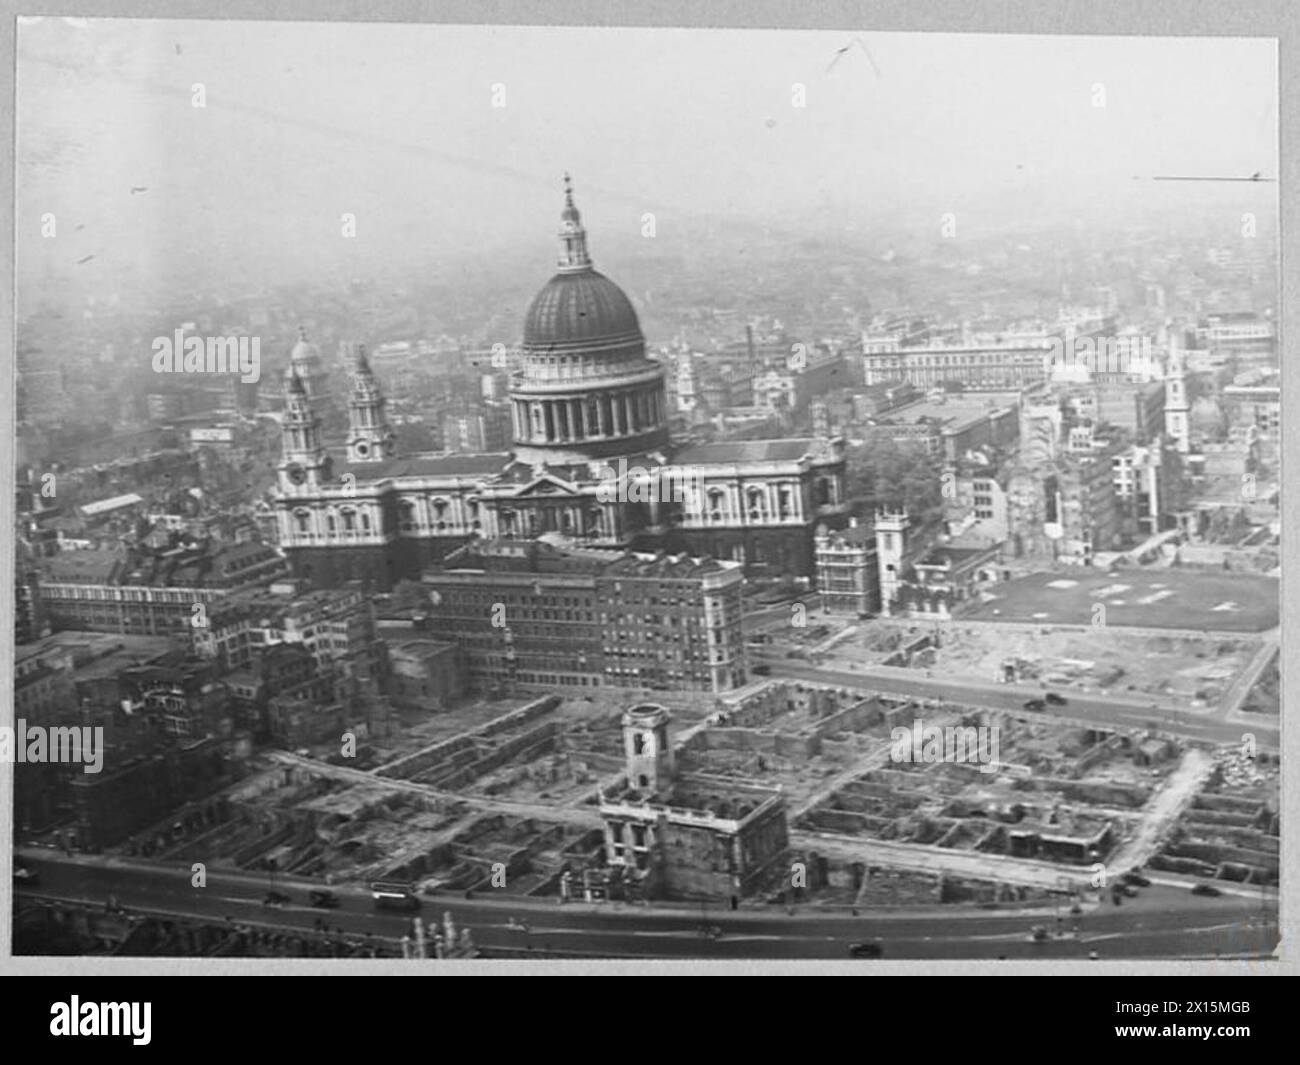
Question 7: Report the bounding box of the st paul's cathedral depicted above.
[269,180,849,590]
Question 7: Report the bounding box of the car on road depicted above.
[1044,692,1068,706]
[1191,883,1222,897]
[1029,925,1050,942]
[1122,871,1151,888]
[371,881,421,912]
[848,941,883,958]
[1022,699,1047,712]
[751,664,771,676]
[262,890,292,907]
[309,890,340,909]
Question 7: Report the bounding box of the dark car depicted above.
[262,890,292,907]
[1122,871,1151,888]
[1191,883,1222,897]
[1044,692,1068,706]
[1022,699,1047,712]
[848,941,883,958]
[309,890,340,909]
[751,663,772,676]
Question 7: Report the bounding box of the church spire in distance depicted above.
[557,173,593,273]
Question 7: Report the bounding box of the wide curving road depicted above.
[14,851,1277,960]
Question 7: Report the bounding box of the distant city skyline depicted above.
[17,20,1278,308]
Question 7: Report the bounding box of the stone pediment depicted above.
[511,472,583,499]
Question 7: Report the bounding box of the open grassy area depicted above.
[960,569,1278,632]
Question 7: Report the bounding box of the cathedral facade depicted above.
[271,180,849,590]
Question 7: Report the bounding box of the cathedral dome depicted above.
[520,174,644,358]
[509,176,667,466]
[289,325,321,366]
[523,270,642,352]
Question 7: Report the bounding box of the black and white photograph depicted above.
[4,6,1290,985]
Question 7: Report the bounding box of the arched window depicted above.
[361,512,370,533]
[708,489,725,523]
[399,500,416,533]
[341,509,356,532]
[747,487,766,522]
[294,510,310,534]
[778,486,793,519]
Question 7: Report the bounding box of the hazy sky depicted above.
[17,19,1278,306]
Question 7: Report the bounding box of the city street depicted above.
[761,655,1279,750]
[14,850,1277,960]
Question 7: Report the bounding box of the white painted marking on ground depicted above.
[1093,584,1131,597]
[1137,589,1174,605]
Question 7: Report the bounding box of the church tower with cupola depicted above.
[346,344,396,463]
[278,368,332,494]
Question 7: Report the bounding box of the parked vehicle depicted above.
[1191,883,1222,897]
[1022,699,1047,712]
[1044,692,1068,706]
[262,890,292,907]
[1122,871,1151,888]
[848,941,883,958]
[309,890,340,909]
